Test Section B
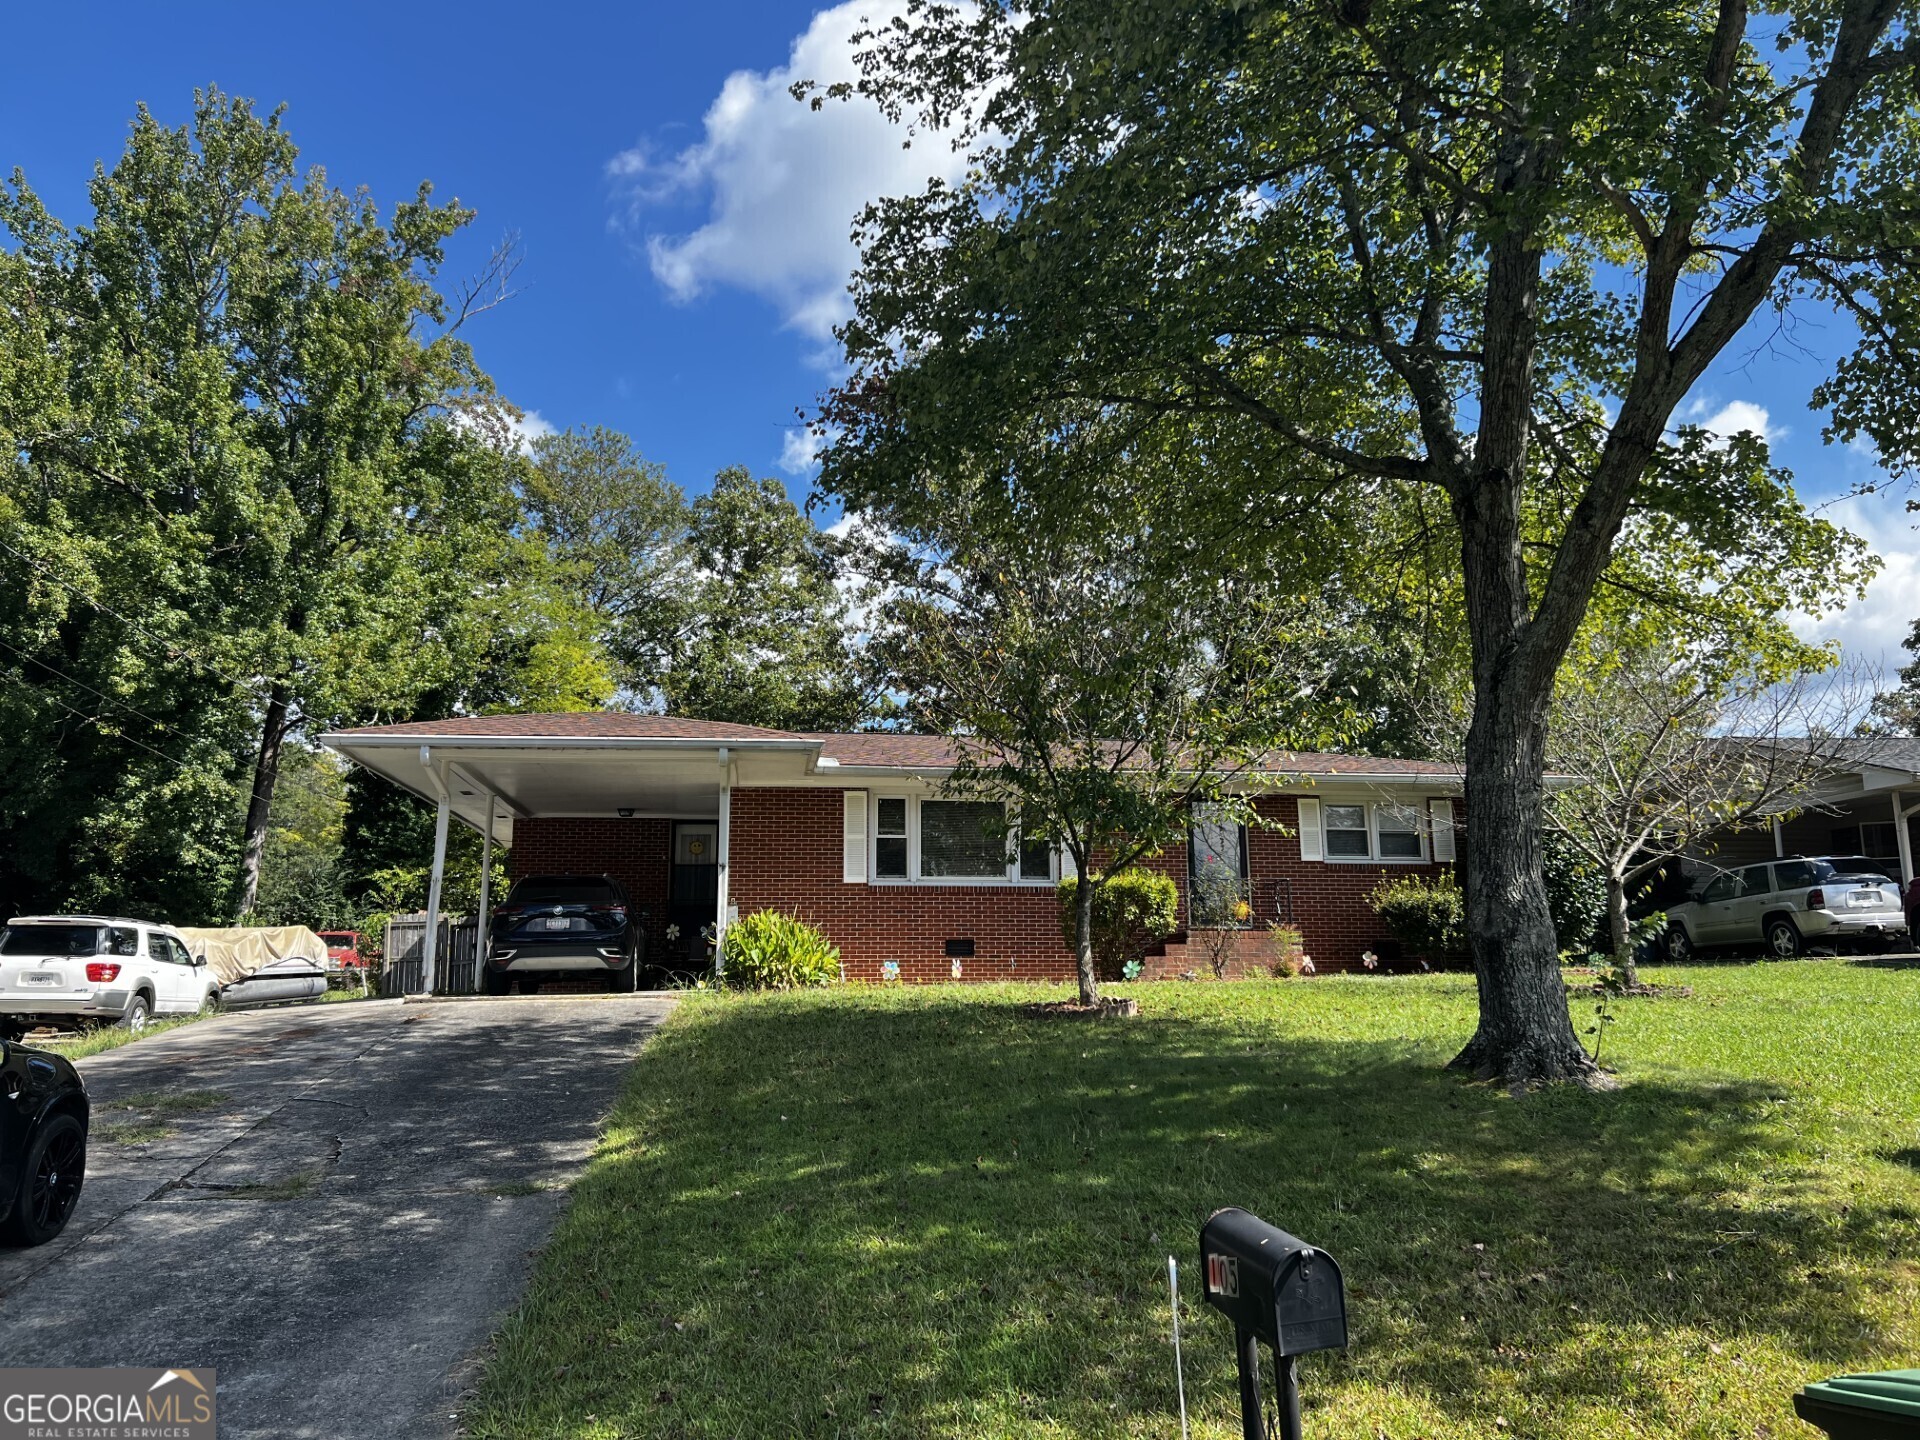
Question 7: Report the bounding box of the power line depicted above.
[0,536,282,708]
[0,662,275,814]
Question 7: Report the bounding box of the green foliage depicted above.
[1368,873,1467,966]
[644,469,873,730]
[1268,923,1307,977]
[523,426,688,696]
[247,746,354,929]
[719,911,843,992]
[1056,868,1180,982]
[0,88,598,920]
[1543,825,1609,957]
[814,0,1919,1076]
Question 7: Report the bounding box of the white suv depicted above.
[0,915,221,1037]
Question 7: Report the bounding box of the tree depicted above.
[864,461,1358,1006]
[813,1,1920,1082]
[649,468,874,730]
[1549,645,1873,986]
[523,427,690,695]
[2,90,540,917]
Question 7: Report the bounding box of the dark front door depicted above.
[1189,807,1249,927]
[668,822,719,955]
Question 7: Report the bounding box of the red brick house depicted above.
[320,714,1463,983]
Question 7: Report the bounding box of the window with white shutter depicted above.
[1296,797,1323,861]
[842,790,868,883]
[1429,799,1456,863]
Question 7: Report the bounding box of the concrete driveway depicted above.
[0,994,673,1438]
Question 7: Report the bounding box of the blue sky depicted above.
[4,2,1915,676]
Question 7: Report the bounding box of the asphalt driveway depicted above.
[0,994,673,1438]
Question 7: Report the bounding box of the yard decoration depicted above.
[812,0,1920,1085]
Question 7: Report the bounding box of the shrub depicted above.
[1267,923,1306,977]
[720,911,843,991]
[1368,872,1467,966]
[1057,868,1181,981]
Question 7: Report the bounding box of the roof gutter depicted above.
[317,733,824,753]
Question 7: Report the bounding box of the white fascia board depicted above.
[317,733,822,754]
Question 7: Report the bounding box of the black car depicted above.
[1,1037,88,1246]
[482,874,647,995]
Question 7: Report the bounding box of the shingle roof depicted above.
[328,714,1463,778]
[808,732,1460,776]
[331,714,805,741]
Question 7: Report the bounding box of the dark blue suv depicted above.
[483,875,645,994]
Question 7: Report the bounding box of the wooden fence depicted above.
[380,913,480,996]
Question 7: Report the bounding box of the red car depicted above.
[319,931,365,970]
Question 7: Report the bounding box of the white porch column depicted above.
[474,795,495,995]
[1894,790,1915,887]
[1773,818,1785,858]
[715,746,732,977]
[421,793,451,994]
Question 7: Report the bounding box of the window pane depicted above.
[876,836,909,877]
[1019,835,1053,880]
[149,933,171,963]
[1738,865,1775,896]
[920,800,1007,878]
[1324,805,1368,857]
[0,924,101,956]
[511,877,619,903]
[877,797,907,837]
[1377,805,1421,858]
[1774,861,1817,890]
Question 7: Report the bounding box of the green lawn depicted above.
[467,963,1920,1439]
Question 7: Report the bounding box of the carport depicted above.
[319,716,841,985]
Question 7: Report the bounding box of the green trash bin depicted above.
[1794,1371,1920,1438]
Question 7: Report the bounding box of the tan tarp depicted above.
[174,926,329,987]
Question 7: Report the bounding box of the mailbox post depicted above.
[1199,1208,1348,1440]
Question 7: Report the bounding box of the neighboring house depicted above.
[1645,737,1920,907]
[318,714,1464,981]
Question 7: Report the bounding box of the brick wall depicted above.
[510,792,1457,982]
[509,817,673,954]
[723,788,1459,981]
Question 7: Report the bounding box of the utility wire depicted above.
[0,535,284,708]
[0,661,275,814]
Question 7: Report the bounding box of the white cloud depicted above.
[610,1,975,349]
[1681,397,1786,447]
[1791,492,1920,682]
[779,426,825,477]
[509,409,557,452]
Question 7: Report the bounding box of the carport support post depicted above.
[1894,790,1914,887]
[475,797,495,995]
[421,793,451,995]
[715,747,732,979]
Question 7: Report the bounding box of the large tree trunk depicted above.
[1453,682,1602,1084]
[1073,858,1100,1006]
[235,682,291,918]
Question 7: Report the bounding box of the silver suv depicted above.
[1664,856,1907,960]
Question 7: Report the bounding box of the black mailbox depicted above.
[1199,1208,1348,1440]
[1201,1207,1347,1356]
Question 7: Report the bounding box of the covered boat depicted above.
[174,926,331,1009]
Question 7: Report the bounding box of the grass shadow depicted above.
[468,981,1920,1439]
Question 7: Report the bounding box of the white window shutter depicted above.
[1429,799,1456,863]
[1297,797,1323,861]
[842,790,868,883]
